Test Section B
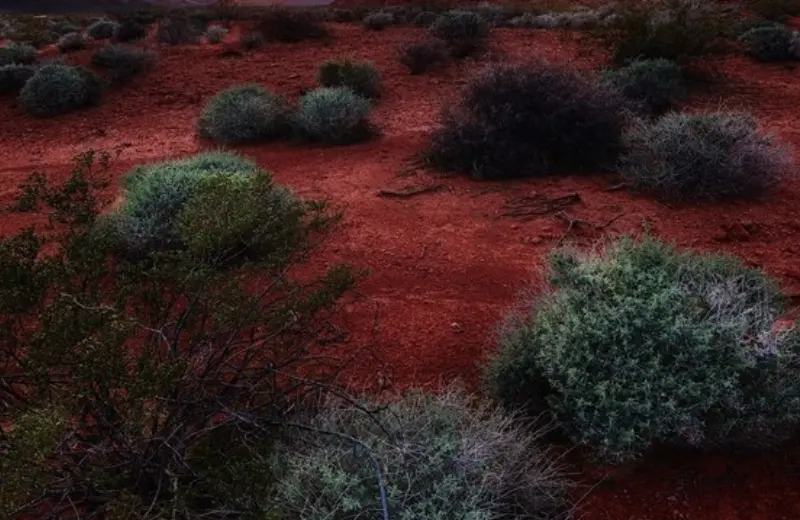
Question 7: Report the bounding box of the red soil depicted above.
[1,23,799,520]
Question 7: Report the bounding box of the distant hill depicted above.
[0,0,217,13]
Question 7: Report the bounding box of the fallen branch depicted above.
[377,184,446,199]
[556,210,626,243]
[500,192,581,219]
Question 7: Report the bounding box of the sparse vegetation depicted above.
[86,19,119,40]
[293,87,374,145]
[363,11,395,31]
[19,63,103,117]
[318,58,381,99]
[0,42,37,67]
[197,83,290,144]
[91,44,155,85]
[56,32,85,53]
[424,61,627,179]
[399,39,449,74]
[603,58,687,114]
[486,235,800,462]
[620,111,793,201]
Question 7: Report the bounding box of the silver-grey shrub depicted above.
[19,63,103,117]
[86,19,119,40]
[0,42,37,66]
[602,58,686,114]
[197,84,290,144]
[56,32,85,53]
[292,87,374,145]
[205,25,228,44]
[485,235,800,463]
[620,111,793,201]
[272,385,573,520]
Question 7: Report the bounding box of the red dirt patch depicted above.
[1,23,799,520]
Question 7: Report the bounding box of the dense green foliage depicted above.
[486,235,800,462]
[197,84,290,144]
[293,87,374,145]
[19,63,103,117]
[318,58,381,98]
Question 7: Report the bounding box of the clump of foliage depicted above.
[255,8,331,43]
[746,0,800,21]
[239,29,266,50]
[603,58,687,114]
[399,39,449,74]
[91,44,155,85]
[273,385,573,520]
[413,10,439,26]
[113,18,147,42]
[197,83,290,144]
[56,32,85,53]
[733,18,780,36]
[0,63,36,95]
[740,25,799,61]
[0,42,37,67]
[600,0,733,65]
[156,15,200,45]
[424,61,627,179]
[429,10,490,57]
[363,11,395,31]
[49,19,80,35]
[205,24,229,44]
[293,87,374,145]
[19,63,103,117]
[1,17,57,48]
[486,235,800,463]
[86,19,119,40]
[0,151,357,519]
[317,58,381,99]
[620,111,793,201]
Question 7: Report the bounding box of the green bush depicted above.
[318,58,381,99]
[0,42,37,66]
[197,84,290,144]
[273,385,572,520]
[205,24,228,44]
[362,11,395,30]
[0,63,35,95]
[429,10,490,57]
[486,235,800,462]
[156,15,200,44]
[114,18,147,42]
[603,58,686,114]
[292,87,374,145]
[0,152,356,518]
[620,111,793,201]
[399,39,448,74]
[19,63,103,117]
[56,32,85,53]
[424,61,627,179]
[86,19,119,40]
[91,44,155,85]
[256,8,331,43]
[740,25,799,61]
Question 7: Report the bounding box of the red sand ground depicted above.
[1,23,800,520]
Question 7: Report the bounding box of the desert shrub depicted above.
[429,10,490,57]
[740,25,799,61]
[156,15,200,45]
[239,29,266,50]
[509,13,564,28]
[486,235,800,462]
[601,0,732,65]
[733,18,780,36]
[19,63,103,117]
[1,18,57,48]
[603,58,686,114]
[86,19,119,40]
[413,10,439,26]
[0,151,356,518]
[205,24,228,44]
[293,87,374,145]
[399,38,448,74]
[363,11,395,30]
[256,8,331,43]
[273,385,572,520]
[317,58,381,99]
[91,44,155,85]
[620,111,793,201]
[113,18,147,42]
[329,8,360,22]
[0,64,36,95]
[56,32,85,53]
[50,19,80,35]
[424,61,627,179]
[0,42,37,66]
[746,0,800,21]
[197,83,290,144]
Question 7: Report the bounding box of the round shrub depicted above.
[424,61,628,179]
[197,84,290,144]
[429,10,489,56]
[91,44,156,85]
[56,32,86,53]
[19,63,103,117]
[205,25,228,44]
[105,151,302,260]
[50,19,80,35]
[86,19,119,40]
[292,87,374,145]
[0,64,36,95]
[114,19,147,42]
[272,385,572,520]
[740,25,798,61]
[399,39,448,74]
[486,235,800,462]
[156,16,200,45]
[620,111,793,201]
[317,58,381,99]
[362,11,395,31]
[603,58,687,114]
[412,10,438,26]
[0,42,37,66]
